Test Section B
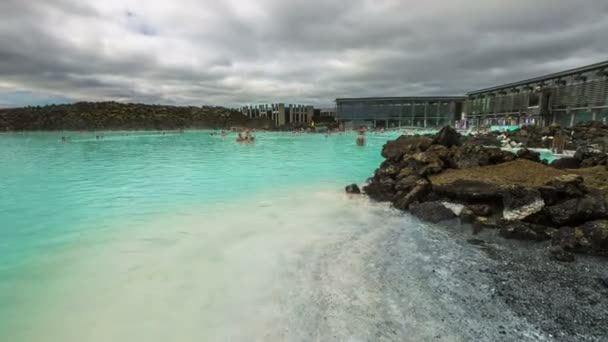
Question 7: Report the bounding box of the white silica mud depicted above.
[8,185,550,342]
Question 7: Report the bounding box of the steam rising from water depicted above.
[7,186,546,342]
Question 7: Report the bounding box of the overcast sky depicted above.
[1,0,607,108]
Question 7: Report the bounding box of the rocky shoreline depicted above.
[347,125,608,262]
[466,121,608,153]
[346,125,608,340]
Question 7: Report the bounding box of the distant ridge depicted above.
[0,101,274,131]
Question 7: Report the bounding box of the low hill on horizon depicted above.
[0,101,274,131]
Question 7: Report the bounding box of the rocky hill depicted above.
[0,102,274,131]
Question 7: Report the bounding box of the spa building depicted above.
[336,60,608,129]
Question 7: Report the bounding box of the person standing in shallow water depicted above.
[356,128,366,146]
[236,132,245,142]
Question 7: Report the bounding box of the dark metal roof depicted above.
[468,60,608,95]
[335,96,466,103]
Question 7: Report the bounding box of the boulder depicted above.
[516,148,541,163]
[425,144,450,161]
[410,201,457,223]
[537,187,562,206]
[432,126,461,148]
[573,147,586,161]
[433,179,503,201]
[502,186,545,221]
[499,221,554,241]
[395,167,416,180]
[381,136,433,161]
[580,153,608,168]
[467,204,493,217]
[448,144,491,169]
[545,194,608,227]
[545,174,586,198]
[552,227,593,254]
[537,175,586,206]
[459,208,477,224]
[550,157,581,170]
[395,174,423,192]
[409,151,445,176]
[576,220,608,255]
[553,220,608,255]
[363,177,396,202]
[393,180,430,210]
[345,184,361,194]
[375,164,400,178]
[486,148,517,165]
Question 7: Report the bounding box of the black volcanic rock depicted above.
[410,201,457,223]
[349,125,608,258]
[516,148,541,163]
[550,157,581,170]
[381,136,433,161]
[432,126,461,147]
[433,179,503,201]
[363,177,396,202]
[345,184,361,194]
[545,195,608,227]
[499,221,554,241]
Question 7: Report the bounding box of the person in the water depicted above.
[356,127,366,146]
[236,132,245,142]
[245,130,255,143]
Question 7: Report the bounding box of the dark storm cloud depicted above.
[0,0,607,107]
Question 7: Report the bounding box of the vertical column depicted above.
[436,102,441,126]
[423,102,428,128]
[569,109,575,127]
[591,107,597,121]
[410,102,415,127]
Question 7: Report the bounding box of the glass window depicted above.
[529,93,540,107]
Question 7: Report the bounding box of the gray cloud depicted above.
[0,0,607,107]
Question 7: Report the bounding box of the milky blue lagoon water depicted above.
[0,131,391,340]
[0,131,551,341]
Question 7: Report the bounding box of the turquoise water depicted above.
[0,130,562,341]
[0,131,394,257]
[0,130,401,341]
[539,151,557,163]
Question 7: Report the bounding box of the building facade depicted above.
[319,107,336,118]
[336,97,465,128]
[464,61,608,128]
[288,104,314,125]
[240,103,314,127]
